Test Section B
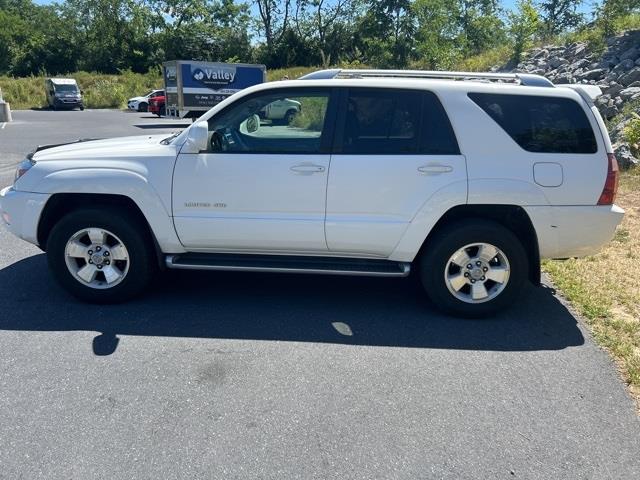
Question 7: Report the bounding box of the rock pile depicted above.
[500,29,640,168]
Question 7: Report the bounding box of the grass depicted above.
[0,70,162,110]
[543,167,640,408]
[0,67,319,110]
[454,45,513,72]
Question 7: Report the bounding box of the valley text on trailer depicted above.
[163,60,266,119]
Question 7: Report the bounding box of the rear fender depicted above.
[388,180,467,262]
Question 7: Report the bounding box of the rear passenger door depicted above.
[326,88,467,256]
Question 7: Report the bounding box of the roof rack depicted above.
[299,69,554,88]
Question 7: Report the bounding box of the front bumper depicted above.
[127,102,139,110]
[525,204,625,259]
[0,186,50,246]
[54,98,83,108]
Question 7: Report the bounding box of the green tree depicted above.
[508,0,541,62]
[413,0,462,69]
[537,0,583,37]
[457,0,506,56]
[355,0,416,68]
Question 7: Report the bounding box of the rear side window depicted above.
[468,93,597,154]
[340,89,459,155]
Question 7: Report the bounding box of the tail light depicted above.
[597,153,619,205]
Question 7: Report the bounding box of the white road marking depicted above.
[0,123,6,129]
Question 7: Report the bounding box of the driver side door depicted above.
[172,87,337,253]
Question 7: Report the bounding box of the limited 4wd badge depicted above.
[184,202,226,208]
[191,66,236,88]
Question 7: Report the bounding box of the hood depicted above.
[32,134,175,161]
[128,96,146,103]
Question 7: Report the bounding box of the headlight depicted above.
[15,155,36,183]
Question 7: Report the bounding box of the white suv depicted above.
[0,69,624,317]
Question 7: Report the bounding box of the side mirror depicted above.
[240,114,260,134]
[182,122,208,153]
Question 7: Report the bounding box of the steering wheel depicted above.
[210,130,227,152]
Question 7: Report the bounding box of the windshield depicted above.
[54,84,79,93]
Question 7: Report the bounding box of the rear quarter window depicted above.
[468,93,597,154]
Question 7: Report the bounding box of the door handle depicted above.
[418,164,453,175]
[290,164,326,175]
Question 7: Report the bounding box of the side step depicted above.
[165,253,411,277]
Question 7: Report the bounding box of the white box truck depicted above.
[163,60,266,119]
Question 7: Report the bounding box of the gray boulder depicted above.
[570,58,590,70]
[619,87,640,101]
[554,72,573,83]
[577,68,607,81]
[549,57,567,69]
[618,67,640,86]
[619,47,639,62]
[603,105,619,119]
[603,82,624,96]
[612,59,636,74]
[614,143,639,169]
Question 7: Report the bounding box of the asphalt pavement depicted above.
[0,109,639,479]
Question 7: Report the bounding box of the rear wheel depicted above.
[419,220,528,318]
[46,207,155,303]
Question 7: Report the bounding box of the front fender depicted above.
[31,168,184,253]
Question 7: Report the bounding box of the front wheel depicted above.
[138,102,148,112]
[284,109,297,125]
[47,207,155,303]
[419,220,528,318]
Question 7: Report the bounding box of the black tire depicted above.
[138,102,148,112]
[159,105,166,117]
[46,207,155,303]
[419,220,528,318]
[80,105,85,111]
[284,109,297,125]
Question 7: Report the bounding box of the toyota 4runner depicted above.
[0,69,624,317]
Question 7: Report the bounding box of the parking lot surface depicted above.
[1,110,639,479]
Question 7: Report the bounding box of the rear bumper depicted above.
[0,186,50,246]
[524,205,625,259]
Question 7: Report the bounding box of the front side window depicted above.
[207,90,330,154]
[468,93,597,153]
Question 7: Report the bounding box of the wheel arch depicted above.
[37,193,165,268]
[418,204,541,285]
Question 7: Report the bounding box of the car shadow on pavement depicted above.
[0,254,585,356]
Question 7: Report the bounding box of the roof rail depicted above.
[299,69,554,87]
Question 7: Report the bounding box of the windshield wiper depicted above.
[160,132,181,145]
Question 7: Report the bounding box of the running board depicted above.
[165,253,411,277]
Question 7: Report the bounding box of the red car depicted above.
[149,94,166,116]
